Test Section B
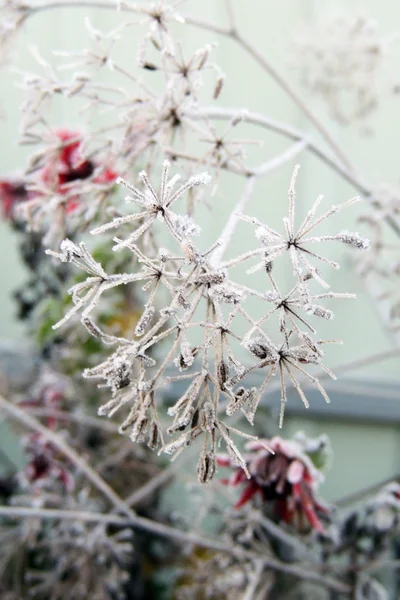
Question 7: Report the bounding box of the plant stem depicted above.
[191,107,368,193]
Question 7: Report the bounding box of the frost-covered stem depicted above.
[151,287,204,385]
[164,147,249,177]
[210,176,256,267]
[28,0,134,15]
[190,107,368,193]
[263,348,400,400]
[224,0,236,33]
[0,506,352,593]
[233,31,356,171]
[0,505,230,552]
[0,394,135,518]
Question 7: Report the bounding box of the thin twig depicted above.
[25,408,118,433]
[210,176,256,268]
[335,474,400,507]
[123,462,175,507]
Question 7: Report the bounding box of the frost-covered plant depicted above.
[2,1,400,598]
[292,10,396,128]
[45,161,369,481]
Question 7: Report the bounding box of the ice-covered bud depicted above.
[304,304,334,320]
[244,337,277,361]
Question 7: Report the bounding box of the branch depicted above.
[210,175,256,267]
[0,505,351,594]
[0,394,134,518]
[123,462,175,507]
[189,106,368,194]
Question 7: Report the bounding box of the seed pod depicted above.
[305,304,333,320]
[130,414,149,443]
[217,360,228,389]
[174,342,196,371]
[135,305,155,336]
[265,260,273,273]
[142,62,158,71]
[119,407,139,433]
[197,451,216,484]
[203,402,215,432]
[82,317,102,338]
[148,421,161,450]
[246,338,272,360]
[168,405,195,434]
[191,408,200,429]
[226,386,250,416]
[213,74,225,99]
[177,294,190,309]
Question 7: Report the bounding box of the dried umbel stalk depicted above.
[48,161,369,482]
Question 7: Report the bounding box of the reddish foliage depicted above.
[217,437,329,532]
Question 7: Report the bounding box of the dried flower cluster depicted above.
[45,160,369,482]
[292,11,391,127]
